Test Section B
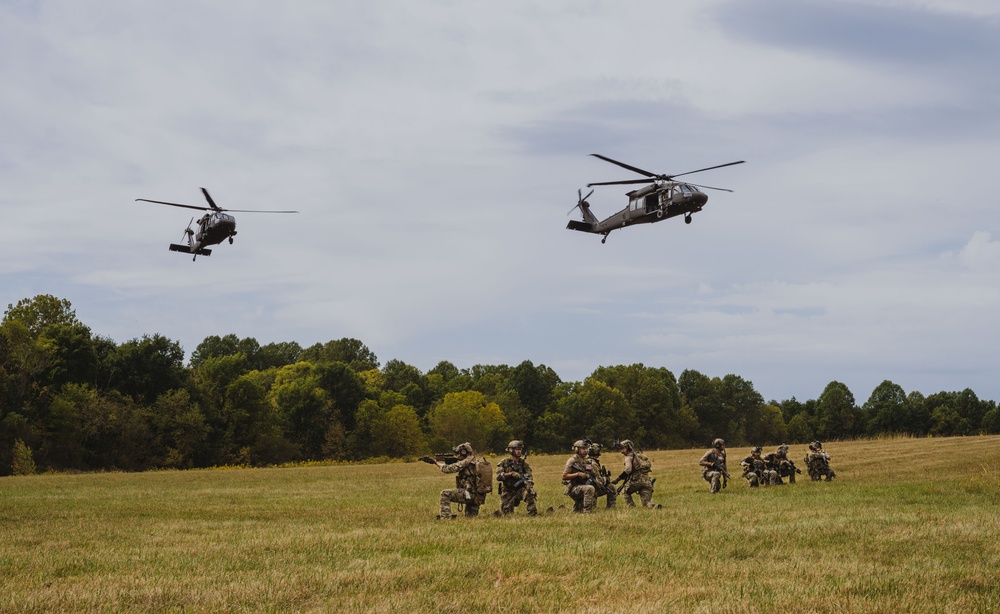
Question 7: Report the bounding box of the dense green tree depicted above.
[679,369,724,443]
[254,341,302,370]
[3,294,79,335]
[300,338,378,372]
[11,439,36,475]
[149,389,209,469]
[555,379,636,446]
[786,412,815,443]
[306,361,366,430]
[377,405,427,458]
[509,360,560,420]
[816,381,861,440]
[981,408,1000,434]
[531,409,570,453]
[592,364,682,448]
[105,334,186,406]
[381,359,423,391]
[426,390,509,453]
[269,362,341,460]
[863,380,909,435]
[905,391,931,435]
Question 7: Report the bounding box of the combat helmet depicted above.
[618,439,634,451]
[712,438,726,449]
[572,439,589,450]
[453,442,474,456]
[751,446,762,454]
[506,440,524,454]
[589,443,603,457]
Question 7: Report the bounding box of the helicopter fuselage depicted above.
[568,182,708,239]
[194,211,237,248]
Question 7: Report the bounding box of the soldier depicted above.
[434,442,487,519]
[805,441,836,481]
[588,442,617,509]
[611,439,658,508]
[741,446,778,487]
[699,438,730,494]
[770,443,801,484]
[562,440,597,513]
[495,440,538,516]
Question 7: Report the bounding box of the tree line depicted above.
[2,294,998,475]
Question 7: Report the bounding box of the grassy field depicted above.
[2,436,999,613]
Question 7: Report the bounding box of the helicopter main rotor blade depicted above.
[136,198,210,211]
[201,188,221,210]
[219,208,299,214]
[587,178,655,187]
[590,154,658,178]
[684,182,733,193]
[670,160,745,179]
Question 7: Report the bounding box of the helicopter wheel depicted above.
[656,209,663,219]
[684,215,692,224]
[229,237,234,244]
[601,236,607,244]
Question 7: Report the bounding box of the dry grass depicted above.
[2,436,999,613]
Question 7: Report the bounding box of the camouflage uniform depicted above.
[439,454,483,518]
[618,447,655,508]
[772,444,800,484]
[805,442,836,481]
[562,447,596,513]
[759,451,782,486]
[699,442,728,494]
[588,445,617,509]
[496,456,538,516]
[741,447,777,487]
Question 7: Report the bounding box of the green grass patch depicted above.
[2,436,999,612]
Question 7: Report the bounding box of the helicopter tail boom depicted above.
[169,244,212,256]
[566,220,597,233]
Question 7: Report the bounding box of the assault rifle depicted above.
[569,461,596,487]
[711,459,730,489]
[419,453,459,465]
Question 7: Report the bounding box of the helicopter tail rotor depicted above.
[181,217,194,243]
[567,188,598,226]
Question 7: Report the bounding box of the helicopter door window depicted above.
[644,193,658,213]
[629,198,640,212]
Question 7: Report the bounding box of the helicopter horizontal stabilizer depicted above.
[566,220,596,233]
[169,244,212,256]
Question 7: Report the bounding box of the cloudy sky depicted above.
[2,0,999,403]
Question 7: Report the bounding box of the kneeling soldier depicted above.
[588,442,617,509]
[612,439,657,508]
[434,442,486,519]
[496,440,538,516]
[562,440,597,513]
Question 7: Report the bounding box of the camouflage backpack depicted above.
[471,458,493,503]
[634,451,652,473]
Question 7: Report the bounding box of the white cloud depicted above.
[1,0,999,403]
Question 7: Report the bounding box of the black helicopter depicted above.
[568,154,744,243]
[136,188,297,260]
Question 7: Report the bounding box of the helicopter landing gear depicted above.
[656,209,663,219]
[684,214,692,224]
[601,234,609,244]
[229,237,234,244]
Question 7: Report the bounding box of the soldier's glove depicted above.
[613,471,629,484]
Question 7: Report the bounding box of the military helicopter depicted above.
[568,154,745,243]
[136,188,298,260]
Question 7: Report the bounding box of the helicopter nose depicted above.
[693,192,707,206]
